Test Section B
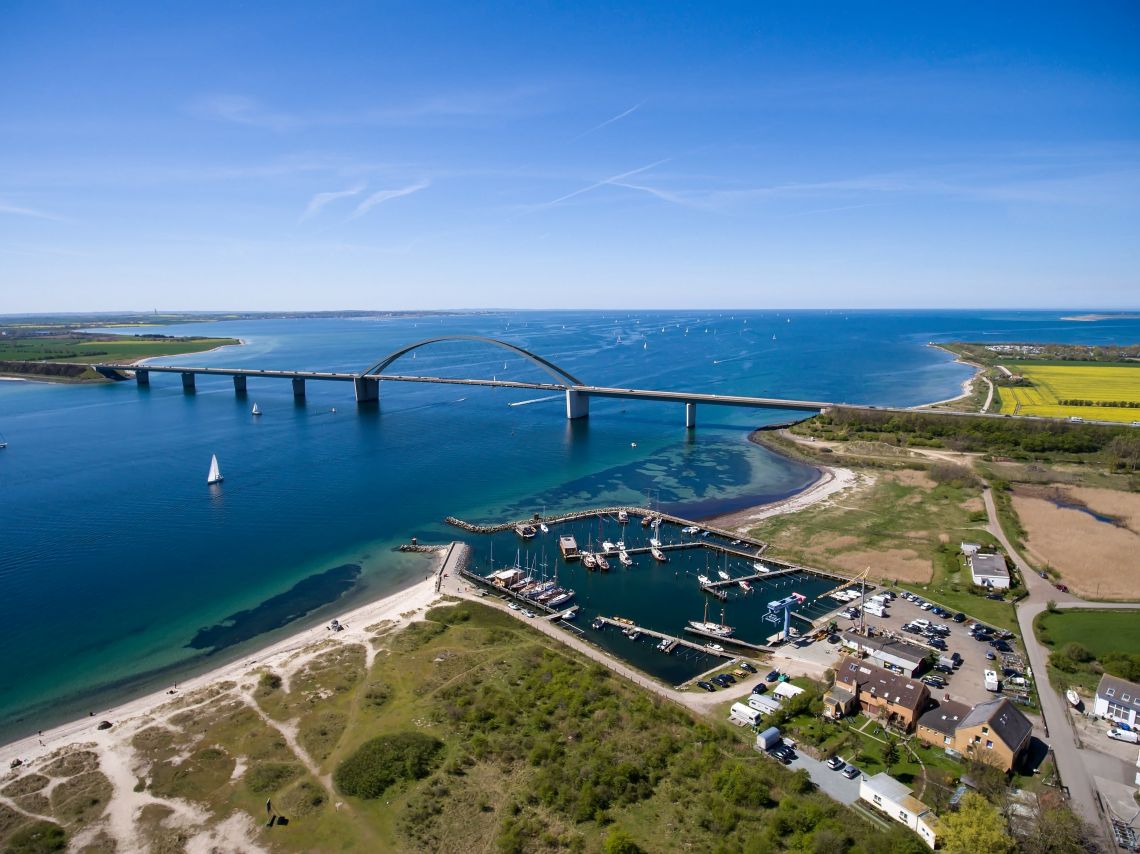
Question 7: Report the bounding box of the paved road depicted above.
[983,487,1139,845]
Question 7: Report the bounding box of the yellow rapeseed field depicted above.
[998,364,1140,422]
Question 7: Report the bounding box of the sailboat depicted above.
[207,454,223,485]
[0,430,7,449]
[251,402,262,416]
[688,602,734,637]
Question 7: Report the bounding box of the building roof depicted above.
[969,553,1009,580]
[862,772,914,802]
[840,631,927,667]
[837,660,930,713]
[774,682,805,699]
[1096,674,1140,713]
[917,700,973,737]
[959,698,1033,751]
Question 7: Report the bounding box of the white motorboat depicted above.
[697,574,712,585]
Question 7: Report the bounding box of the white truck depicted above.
[863,603,886,618]
[1107,727,1140,744]
[984,669,1001,692]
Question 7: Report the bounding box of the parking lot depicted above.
[821,592,1028,709]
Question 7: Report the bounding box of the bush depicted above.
[6,821,66,853]
[246,762,303,793]
[334,732,444,799]
[603,828,643,854]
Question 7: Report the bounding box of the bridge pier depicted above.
[291,378,306,399]
[181,372,196,392]
[685,402,696,429]
[353,376,379,403]
[134,369,149,386]
[233,375,247,395]
[565,389,589,420]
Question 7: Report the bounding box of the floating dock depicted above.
[592,617,735,658]
[682,625,774,653]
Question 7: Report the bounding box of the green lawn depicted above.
[1036,609,1140,658]
[1035,609,1140,694]
[0,334,239,363]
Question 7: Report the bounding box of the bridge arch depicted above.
[362,336,585,387]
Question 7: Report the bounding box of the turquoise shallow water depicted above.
[1,309,1136,739]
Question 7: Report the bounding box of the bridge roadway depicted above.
[91,362,1137,429]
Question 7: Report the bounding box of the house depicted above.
[968,553,1010,589]
[859,773,939,849]
[840,631,928,676]
[1093,674,1140,727]
[826,660,931,731]
[960,542,982,557]
[917,697,1033,772]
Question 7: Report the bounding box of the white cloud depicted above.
[351,181,430,218]
[0,199,66,222]
[573,100,645,140]
[300,184,366,221]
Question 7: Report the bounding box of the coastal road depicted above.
[983,487,1139,845]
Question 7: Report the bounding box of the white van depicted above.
[911,618,930,629]
[863,604,886,618]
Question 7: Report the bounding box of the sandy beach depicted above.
[701,462,859,532]
[0,547,454,850]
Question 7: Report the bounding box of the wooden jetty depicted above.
[700,566,801,591]
[682,625,774,653]
[456,564,558,614]
[592,617,734,658]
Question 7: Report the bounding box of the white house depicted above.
[859,773,939,849]
[968,553,1010,589]
[1094,674,1140,727]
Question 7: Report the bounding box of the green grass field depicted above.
[0,334,239,364]
[998,363,1140,423]
[1034,609,1140,694]
[1035,609,1140,660]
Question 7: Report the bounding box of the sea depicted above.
[1,309,1136,740]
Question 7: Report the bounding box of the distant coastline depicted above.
[1061,313,1140,322]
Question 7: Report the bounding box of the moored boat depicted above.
[688,602,734,637]
[752,562,770,574]
[602,540,616,552]
[582,553,598,570]
[650,546,667,562]
[718,570,731,581]
[618,550,633,567]
[617,510,629,524]
[594,553,610,571]
[539,522,549,534]
[515,523,537,540]
[697,574,712,585]
[1066,689,1081,708]
[738,580,752,592]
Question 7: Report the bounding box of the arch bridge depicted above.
[92,335,836,428]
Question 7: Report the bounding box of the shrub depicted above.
[258,672,282,692]
[603,828,643,854]
[334,732,444,799]
[246,762,303,793]
[6,821,66,853]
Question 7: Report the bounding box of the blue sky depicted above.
[1,2,1138,311]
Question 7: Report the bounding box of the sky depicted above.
[1,2,1138,312]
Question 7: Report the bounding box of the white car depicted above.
[508,603,520,611]
[521,609,535,618]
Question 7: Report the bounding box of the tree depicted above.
[1014,791,1090,854]
[939,792,1013,854]
[882,738,900,773]
[602,829,642,854]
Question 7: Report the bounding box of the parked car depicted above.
[923,676,946,688]
[1054,583,1069,593]
[765,670,781,683]
[934,664,954,674]
[842,765,861,779]
[826,756,845,770]
[740,661,757,673]
[986,593,1005,601]
[697,681,716,692]
[953,612,966,622]
[827,634,840,644]
[751,684,767,695]
[986,651,996,660]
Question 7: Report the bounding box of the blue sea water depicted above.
[1,309,1136,739]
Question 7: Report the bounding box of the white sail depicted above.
[207,454,223,484]
[251,402,261,416]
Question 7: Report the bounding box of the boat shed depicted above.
[840,631,928,676]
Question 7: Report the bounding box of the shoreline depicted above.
[0,546,455,758]
[914,342,984,409]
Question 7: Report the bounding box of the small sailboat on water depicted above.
[251,402,262,416]
[207,454,223,485]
